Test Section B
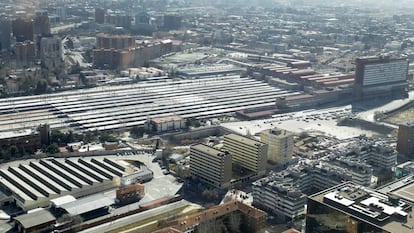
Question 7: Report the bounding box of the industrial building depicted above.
[0,157,136,210]
[146,115,186,133]
[306,182,414,233]
[353,56,409,99]
[189,144,232,189]
[260,128,294,165]
[397,122,414,158]
[223,134,268,176]
[0,75,299,134]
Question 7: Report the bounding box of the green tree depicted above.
[46,143,59,154]
[51,129,65,146]
[99,132,117,143]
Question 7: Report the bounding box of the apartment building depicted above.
[260,128,293,165]
[190,144,232,189]
[223,134,267,176]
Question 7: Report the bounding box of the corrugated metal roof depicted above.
[59,193,114,216]
[14,209,56,229]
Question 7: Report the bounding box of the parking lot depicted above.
[222,105,380,139]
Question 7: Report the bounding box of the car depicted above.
[162,170,170,175]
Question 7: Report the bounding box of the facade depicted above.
[223,134,268,176]
[95,8,105,24]
[397,122,414,158]
[260,128,293,165]
[154,201,267,233]
[306,182,414,233]
[116,183,145,205]
[190,144,232,189]
[0,18,11,51]
[163,14,182,30]
[34,10,51,37]
[96,33,135,50]
[252,157,373,219]
[12,18,34,42]
[106,14,132,29]
[40,36,63,70]
[253,177,306,219]
[93,34,173,69]
[38,124,50,145]
[15,41,36,67]
[0,128,41,155]
[353,56,409,99]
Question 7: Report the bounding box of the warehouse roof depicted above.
[14,209,56,229]
[59,193,114,216]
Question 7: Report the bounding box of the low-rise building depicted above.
[147,115,186,133]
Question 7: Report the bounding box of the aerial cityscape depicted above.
[1,0,414,232]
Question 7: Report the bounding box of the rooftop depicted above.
[59,193,114,216]
[151,115,184,124]
[224,133,265,147]
[191,144,228,157]
[309,182,414,233]
[14,208,56,229]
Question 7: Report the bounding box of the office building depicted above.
[306,182,414,233]
[189,144,232,189]
[353,56,409,99]
[0,18,11,51]
[15,41,36,67]
[223,134,267,176]
[95,8,105,24]
[136,12,150,25]
[260,128,293,165]
[40,36,63,70]
[55,6,67,21]
[106,14,132,29]
[397,122,414,158]
[163,14,182,30]
[12,18,34,42]
[93,35,173,69]
[34,10,51,37]
[96,33,135,50]
[38,124,50,145]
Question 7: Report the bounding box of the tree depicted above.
[50,129,65,146]
[99,132,117,143]
[35,79,48,94]
[130,126,145,138]
[46,143,59,154]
